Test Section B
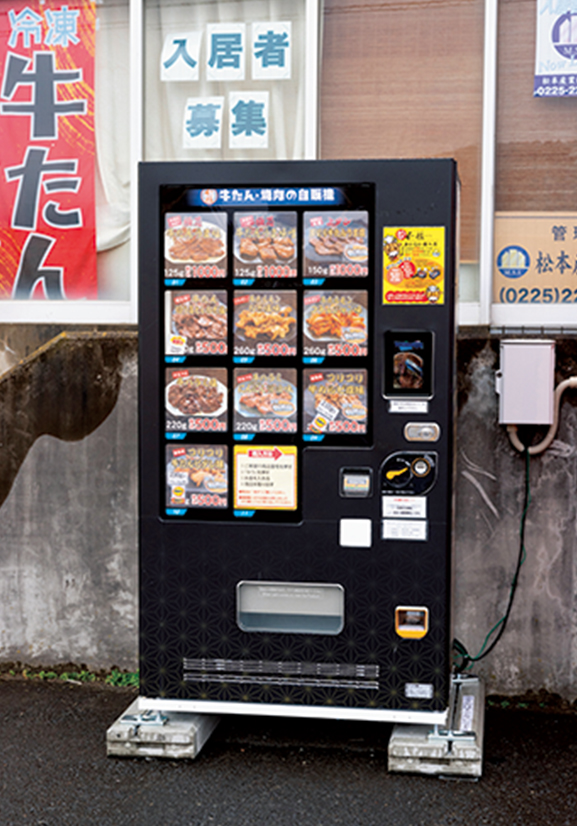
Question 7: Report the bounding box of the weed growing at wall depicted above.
[1,662,139,688]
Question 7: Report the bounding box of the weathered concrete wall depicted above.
[0,331,138,669]
[454,338,577,697]
[1,329,577,697]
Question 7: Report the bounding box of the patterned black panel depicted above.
[140,515,451,709]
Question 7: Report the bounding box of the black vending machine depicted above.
[139,159,457,724]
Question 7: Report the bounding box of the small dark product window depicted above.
[384,330,433,398]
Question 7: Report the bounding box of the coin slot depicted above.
[340,468,373,498]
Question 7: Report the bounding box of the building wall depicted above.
[1,328,577,698]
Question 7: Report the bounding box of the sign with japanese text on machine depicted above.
[234,444,297,511]
[0,0,96,300]
[493,213,577,306]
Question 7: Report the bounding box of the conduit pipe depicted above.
[507,377,577,455]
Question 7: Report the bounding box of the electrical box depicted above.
[496,339,555,425]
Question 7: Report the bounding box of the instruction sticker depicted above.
[382,496,427,519]
[382,519,428,541]
[234,445,297,510]
[383,227,445,305]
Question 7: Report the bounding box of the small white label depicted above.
[382,496,427,519]
[389,400,429,414]
[459,694,475,732]
[405,682,433,699]
[340,518,372,548]
[168,335,187,354]
[382,519,428,541]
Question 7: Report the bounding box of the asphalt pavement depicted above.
[1,678,576,826]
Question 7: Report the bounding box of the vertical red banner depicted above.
[0,0,96,300]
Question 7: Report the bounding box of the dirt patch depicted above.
[487,689,577,714]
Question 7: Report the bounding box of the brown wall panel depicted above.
[496,0,577,212]
[320,0,484,261]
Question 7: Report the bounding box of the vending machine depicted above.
[138,159,457,724]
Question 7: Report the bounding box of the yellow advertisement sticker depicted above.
[383,227,445,306]
[234,445,297,511]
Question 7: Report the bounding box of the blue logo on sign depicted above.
[496,246,530,279]
[552,13,577,60]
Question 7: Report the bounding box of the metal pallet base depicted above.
[388,674,485,778]
[107,677,481,771]
[106,699,220,760]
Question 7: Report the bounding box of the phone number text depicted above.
[498,286,577,303]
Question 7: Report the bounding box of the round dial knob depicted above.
[411,457,431,478]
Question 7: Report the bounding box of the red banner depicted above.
[0,0,96,300]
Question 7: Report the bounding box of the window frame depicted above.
[0,0,321,323]
[459,0,577,330]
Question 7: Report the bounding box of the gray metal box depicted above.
[496,339,555,425]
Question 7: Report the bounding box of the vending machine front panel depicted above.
[139,160,457,718]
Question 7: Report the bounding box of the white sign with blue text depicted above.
[161,31,202,81]
[229,91,269,149]
[183,97,224,149]
[535,0,577,96]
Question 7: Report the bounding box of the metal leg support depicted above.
[387,674,485,778]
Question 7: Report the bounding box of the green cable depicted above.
[453,448,531,672]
